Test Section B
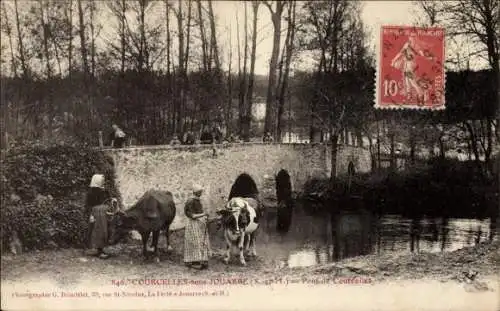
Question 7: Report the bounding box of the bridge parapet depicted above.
[103,143,370,229]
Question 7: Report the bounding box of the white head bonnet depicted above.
[192,184,204,194]
[90,174,105,189]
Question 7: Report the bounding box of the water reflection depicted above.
[286,246,332,268]
[277,203,494,268]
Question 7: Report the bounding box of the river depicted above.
[256,201,494,269]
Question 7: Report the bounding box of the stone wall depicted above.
[104,143,371,230]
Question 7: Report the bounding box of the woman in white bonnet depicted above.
[85,174,111,259]
[183,184,210,269]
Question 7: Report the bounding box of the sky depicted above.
[213,0,487,75]
[1,1,488,76]
[213,0,422,75]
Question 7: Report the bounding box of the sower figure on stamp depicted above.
[183,185,211,270]
[85,174,113,259]
[391,31,436,104]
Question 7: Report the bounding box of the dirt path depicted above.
[2,239,499,310]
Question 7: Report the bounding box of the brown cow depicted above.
[109,190,176,262]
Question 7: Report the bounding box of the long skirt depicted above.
[184,218,210,263]
[90,204,109,249]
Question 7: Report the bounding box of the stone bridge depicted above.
[104,143,371,230]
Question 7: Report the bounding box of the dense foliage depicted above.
[301,159,499,219]
[0,145,120,251]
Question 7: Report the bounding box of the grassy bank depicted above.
[1,230,498,287]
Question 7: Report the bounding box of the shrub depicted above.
[0,144,120,251]
[300,158,498,219]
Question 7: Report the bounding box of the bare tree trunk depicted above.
[89,0,96,78]
[120,0,126,75]
[207,0,224,126]
[184,0,192,73]
[208,0,220,70]
[276,1,296,142]
[409,125,416,164]
[244,1,260,141]
[165,0,171,74]
[182,0,193,132]
[77,0,89,81]
[263,1,285,139]
[165,0,172,135]
[226,27,233,136]
[137,0,148,72]
[235,9,245,138]
[77,0,94,135]
[67,0,74,78]
[330,133,339,180]
[40,0,54,141]
[174,0,185,133]
[376,118,381,169]
[175,0,192,134]
[197,0,208,71]
[389,122,396,171]
[239,2,250,141]
[14,0,28,78]
[48,16,63,77]
[40,1,52,79]
[1,3,17,77]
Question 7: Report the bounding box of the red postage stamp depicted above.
[375,25,446,110]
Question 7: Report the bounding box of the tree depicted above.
[237,1,249,140]
[207,0,225,129]
[225,24,234,136]
[276,1,297,141]
[1,2,17,77]
[65,0,74,77]
[77,0,89,80]
[298,0,371,180]
[415,0,499,176]
[14,0,30,79]
[107,0,128,74]
[243,1,260,141]
[263,0,286,139]
[207,0,221,71]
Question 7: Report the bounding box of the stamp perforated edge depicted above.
[374,25,447,111]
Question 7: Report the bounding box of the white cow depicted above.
[217,197,260,266]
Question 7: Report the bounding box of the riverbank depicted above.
[3,238,498,284]
[1,238,498,310]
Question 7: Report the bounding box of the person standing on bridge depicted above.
[183,184,211,270]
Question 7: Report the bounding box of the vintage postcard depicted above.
[375,25,446,110]
[1,1,498,311]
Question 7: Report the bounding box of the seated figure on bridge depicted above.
[183,131,195,145]
[169,134,181,146]
[263,132,274,143]
[109,124,126,148]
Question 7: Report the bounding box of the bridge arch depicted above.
[104,143,370,229]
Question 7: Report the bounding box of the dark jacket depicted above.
[184,197,204,219]
[184,132,195,145]
[200,131,213,144]
[85,187,109,218]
